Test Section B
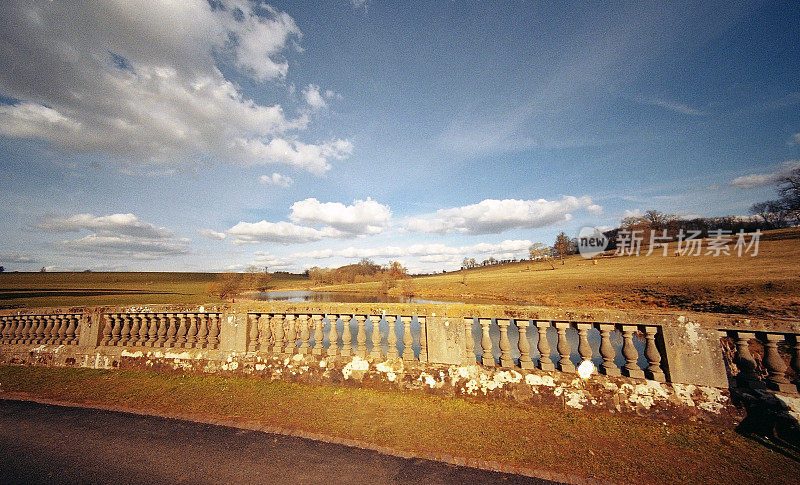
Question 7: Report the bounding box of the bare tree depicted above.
[553,232,572,264]
[529,243,555,269]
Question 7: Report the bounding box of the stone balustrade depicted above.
[1,304,799,396]
[0,314,81,346]
[99,313,221,350]
[721,329,800,394]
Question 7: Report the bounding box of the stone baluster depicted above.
[27,316,38,344]
[74,315,81,343]
[643,326,665,382]
[620,326,644,378]
[156,314,168,347]
[137,314,149,346]
[497,319,513,367]
[16,316,26,344]
[788,335,800,388]
[0,317,7,343]
[419,316,428,362]
[4,316,13,343]
[355,315,367,358]
[327,315,340,357]
[285,315,297,354]
[208,314,220,349]
[463,318,474,365]
[44,315,56,344]
[758,333,795,393]
[554,322,575,372]
[110,314,122,346]
[298,315,311,355]
[20,316,32,344]
[248,314,260,352]
[11,317,22,344]
[517,320,534,369]
[146,314,158,347]
[33,316,46,344]
[272,314,285,354]
[100,315,113,346]
[186,314,198,348]
[536,321,555,371]
[402,316,414,361]
[341,315,353,356]
[312,315,324,356]
[65,315,77,344]
[576,323,592,364]
[597,324,620,376]
[56,315,68,345]
[479,318,494,366]
[165,314,178,347]
[369,316,383,359]
[128,314,141,346]
[196,314,209,349]
[175,314,188,348]
[385,316,399,360]
[257,314,271,352]
[118,314,131,346]
[42,315,53,344]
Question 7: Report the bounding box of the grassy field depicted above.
[0,271,311,308]
[1,365,797,484]
[317,228,800,318]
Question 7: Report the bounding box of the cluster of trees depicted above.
[207,266,271,300]
[749,167,800,228]
[307,258,408,285]
[460,256,520,269]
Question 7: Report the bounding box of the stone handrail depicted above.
[720,329,800,394]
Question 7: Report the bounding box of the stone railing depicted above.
[0,304,798,396]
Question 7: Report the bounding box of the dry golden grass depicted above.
[316,228,800,318]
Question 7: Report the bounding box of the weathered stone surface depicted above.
[425,316,465,365]
[661,316,728,388]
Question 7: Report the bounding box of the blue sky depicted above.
[0,0,798,273]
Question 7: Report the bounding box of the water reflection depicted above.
[253,290,451,305]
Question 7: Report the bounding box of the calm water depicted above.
[253,290,452,305]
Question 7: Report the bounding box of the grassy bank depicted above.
[1,365,797,484]
[315,228,800,318]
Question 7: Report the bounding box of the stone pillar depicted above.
[479,318,494,366]
[788,335,800,390]
[285,315,297,354]
[156,314,168,347]
[137,314,150,347]
[146,314,158,347]
[65,315,77,345]
[369,316,383,359]
[196,314,209,349]
[554,322,575,373]
[247,314,260,352]
[175,314,187,348]
[402,316,414,361]
[355,315,367,358]
[312,315,324,356]
[128,315,141,346]
[536,321,554,371]
[33,316,45,344]
[186,314,198,348]
[643,326,665,382]
[621,325,644,379]
[272,314,285,354]
[758,332,796,393]
[165,314,177,348]
[340,315,353,357]
[298,315,311,355]
[497,319,513,367]
[110,314,122,346]
[208,314,220,349]
[327,314,339,357]
[43,316,56,344]
[576,323,592,364]
[463,317,475,365]
[597,323,620,376]
[256,314,270,352]
[517,320,534,369]
[387,316,399,360]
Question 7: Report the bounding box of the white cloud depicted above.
[227,220,342,245]
[198,229,227,240]
[259,172,294,187]
[792,133,800,145]
[291,239,533,261]
[0,253,38,264]
[0,1,351,174]
[39,213,171,239]
[622,208,642,218]
[404,197,600,234]
[289,198,392,235]
[302,84,327,110]
[730,160,800,189]
[629,95,704,115]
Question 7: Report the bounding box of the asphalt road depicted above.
[0,399,555,484]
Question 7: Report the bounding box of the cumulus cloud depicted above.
[40,213,188,259]
[259,172,294,187]
[198,229,227,241]
[227,221,342,245]
[730,160,800,189]
[291,239,533,260]
[0,1,351,173]
[404,197,600,234]
[622,208,642,218]
[302,84,327,110]
[289,198,392,235]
